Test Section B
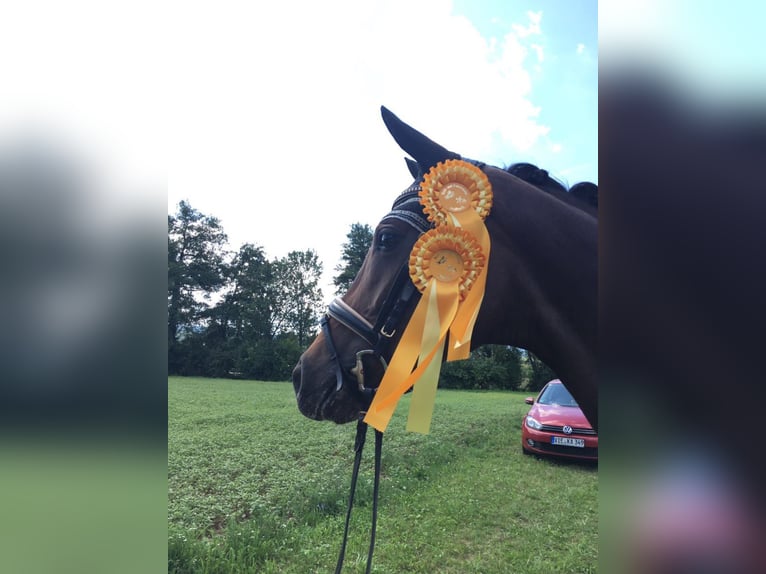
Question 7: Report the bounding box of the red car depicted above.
[521,379,598,461]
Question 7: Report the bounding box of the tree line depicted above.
[168,201,555,390]
[168,201,323,380]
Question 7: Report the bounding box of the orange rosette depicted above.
[409,226,485,302]
[364,227,485,434]
[419,159,493,226]
[419,160,493,361]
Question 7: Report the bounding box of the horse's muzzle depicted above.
[291,358,362,424]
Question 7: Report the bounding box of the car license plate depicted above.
[551,436,585,448]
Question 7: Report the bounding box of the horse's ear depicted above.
[381,106,459,171]
[405,157,421,179]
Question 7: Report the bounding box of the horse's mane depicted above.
[400,157,597,218]
[506,162,598,214]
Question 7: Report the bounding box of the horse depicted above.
[505,162,598,214]
[292,107,597,431]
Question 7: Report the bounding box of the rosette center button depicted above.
[439,183,471,212]
[432,249,464,282]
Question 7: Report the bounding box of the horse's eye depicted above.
[376,230,398,251]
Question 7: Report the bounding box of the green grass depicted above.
[169,377,597,573]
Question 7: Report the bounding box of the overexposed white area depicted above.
[599,0,766,101]
[1,0,598,301]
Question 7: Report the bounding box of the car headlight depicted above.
[526,415,542,430]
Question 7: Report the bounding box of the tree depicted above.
[200,243,272,377]
[198,245,320,381]
[269,250,324,347]
[167,201,330,379]
[333,222,373,295]
[439,345,523,390]
[168,201,228,373]
[214,243,272,341]
[526,351,557,392]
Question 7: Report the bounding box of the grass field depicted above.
[168,377,597,573]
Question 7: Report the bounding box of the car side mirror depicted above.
[525,397,534,405]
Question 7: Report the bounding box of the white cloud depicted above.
[531,44,545,63]
[166,0,557,298]
[0,0,166,205]
[600,0,766,98]
[512,10,542,38]
[577,43,586,54]
[2,0,556,302]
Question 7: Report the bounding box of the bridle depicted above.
[319,181,431,402]
[320,164,486,573]
[319,159,486,401]
[320,263,418,400]
[321,260,425,574]
[319,181,430,574]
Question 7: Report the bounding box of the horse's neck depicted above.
[476,174,598,424]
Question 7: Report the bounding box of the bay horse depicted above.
[292,107,597,431]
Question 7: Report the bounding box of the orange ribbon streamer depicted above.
[364,279,459,433]
[445,210,491,360]
[363,160,492,434]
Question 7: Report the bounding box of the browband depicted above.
[380,158,486,234]
[381,182,431,233]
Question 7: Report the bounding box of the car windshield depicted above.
[537,384,579,407]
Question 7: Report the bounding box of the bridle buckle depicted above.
[379,325,396,338]
[351,349,388,393]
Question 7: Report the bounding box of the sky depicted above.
[1,0,598,304]
[168,0,598,300]
[3,1,763,301]
[599,0,766,101]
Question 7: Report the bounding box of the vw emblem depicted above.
[563,425,573,434]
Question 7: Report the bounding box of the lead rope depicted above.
[335,416,383,574]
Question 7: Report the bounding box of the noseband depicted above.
[320,263,418,398]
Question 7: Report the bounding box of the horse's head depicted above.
[293,107,598,427]
[292,107,462,423]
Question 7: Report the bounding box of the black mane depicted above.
[506,162,598,214]
[399,157,598,219]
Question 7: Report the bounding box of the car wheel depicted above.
[522,445,532,455]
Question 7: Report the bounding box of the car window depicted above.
[537,384,579,407]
